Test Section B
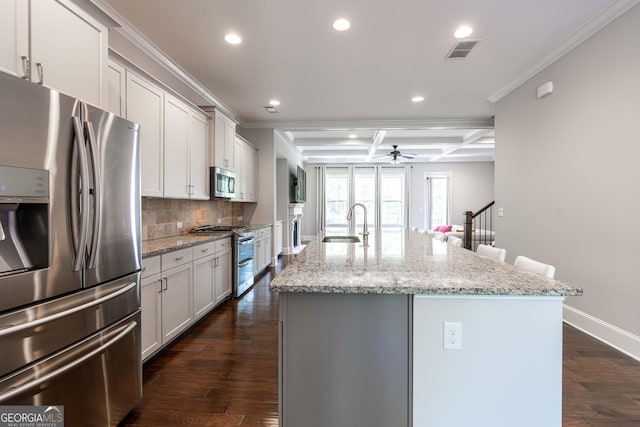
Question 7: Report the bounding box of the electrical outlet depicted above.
[217,218,222,224]
[443,322,462,350]
[176,222,183,229]
[498,208,504,217]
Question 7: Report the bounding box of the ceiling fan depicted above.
[373,145,416,164]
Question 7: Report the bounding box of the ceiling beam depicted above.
[366,130,386,162]
[430,129,493,162]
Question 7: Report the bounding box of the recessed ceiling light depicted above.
[269,99,281,106]
[349,134,357,139]
[411,96,425,103]
[332,18,351,31]
[224,33,242,44]
[454,26,473,39]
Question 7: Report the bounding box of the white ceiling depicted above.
[99,0,628,163]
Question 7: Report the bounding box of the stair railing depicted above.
[463,200,495,250]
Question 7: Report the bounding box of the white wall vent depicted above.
[264,106,279,113]
[445,39,481,60]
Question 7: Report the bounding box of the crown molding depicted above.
[241,118,495,131]
[90,0,238,120]
[487,0,640,103]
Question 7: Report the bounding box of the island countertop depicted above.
[269,229,582,296]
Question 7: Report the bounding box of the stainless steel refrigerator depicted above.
[0,72,142,426]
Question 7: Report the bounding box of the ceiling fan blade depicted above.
[400,153,417,159]
[372,153,391,158]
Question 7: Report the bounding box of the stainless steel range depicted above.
[191,225,255,297]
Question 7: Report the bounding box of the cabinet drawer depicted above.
[161,247,193,270]
[215,238,231,253]
[192,242,215,259]
[142,256,161,278]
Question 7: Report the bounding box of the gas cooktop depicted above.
[190,225,248,233]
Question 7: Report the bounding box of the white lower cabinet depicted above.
[254,226,273,275]
[160,250,193,344]
[193,253,215,320]
[141,257,162,361]
[193,239,232,318]
[141,238,232,361]
[214,245,232,304]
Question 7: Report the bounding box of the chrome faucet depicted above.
[346,203,369,240]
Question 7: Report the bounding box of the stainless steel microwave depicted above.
[210,167,236,199]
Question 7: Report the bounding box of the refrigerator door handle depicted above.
[0,282,137,338]
[84,120,101,269]
[0,320,137,402]
[72,116,90,272]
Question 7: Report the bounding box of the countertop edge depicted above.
[142,232,233,258]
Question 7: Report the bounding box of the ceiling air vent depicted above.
[446,39,481,60]
[264,106,279,113]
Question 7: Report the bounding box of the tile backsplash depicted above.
[142,198,244,240]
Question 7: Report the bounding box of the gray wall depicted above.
[495,4,640,340]
[408,162,495,228]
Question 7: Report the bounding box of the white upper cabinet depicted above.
[106,60,126,116]
[203,107,236,170]
[164,94,210,199]
[189,112,209,199]
[233,135,258,202]
[0,1,28,78]
[164,94,191,199]
[126,71,164,198]
[0,0,108,106]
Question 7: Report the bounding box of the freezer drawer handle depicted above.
[0,282,136,338]
[0,320,138,402]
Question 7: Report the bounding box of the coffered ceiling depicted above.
[99,0,635,163]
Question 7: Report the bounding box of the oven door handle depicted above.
[0,320,137,402]
[0,282,136,337]
[238,239,254,246]
[238,259,253,268]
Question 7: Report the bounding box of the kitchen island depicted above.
[269,229,582,427]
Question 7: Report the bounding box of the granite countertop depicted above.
[142,232,232,258]
[269,229,583,297]
[247,223,272,231]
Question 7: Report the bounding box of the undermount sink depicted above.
[322,235,361,243]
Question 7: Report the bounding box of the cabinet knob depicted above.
[175,256,184,261]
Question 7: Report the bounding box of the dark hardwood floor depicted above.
[120,255,640,426]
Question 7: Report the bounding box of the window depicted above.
[425,173,451,229]
[380,167,404,227]
[323,166,407,231]
[353,167,376,227]
[325,168,349,228]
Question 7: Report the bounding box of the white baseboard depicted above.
[563,304,640,362]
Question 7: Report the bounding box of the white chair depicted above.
[447,236,462,247]
[514,255,556,279]
[476,244,506,263]
[409,226,418,232]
